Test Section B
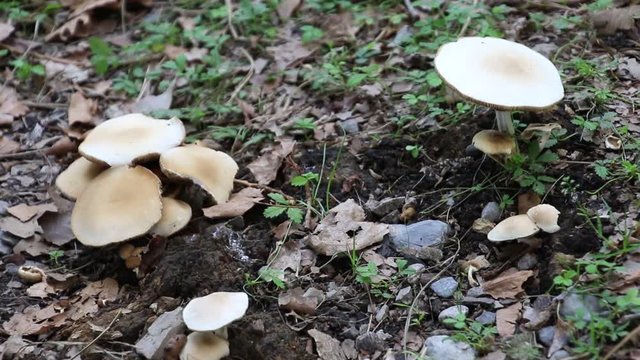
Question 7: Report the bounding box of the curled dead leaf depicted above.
[481,269,533,299]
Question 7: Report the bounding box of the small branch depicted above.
[0,149,44,161]
[234,179,295,201]
[69,309,122,360]
[225,0,239,39]
[226,48,254,105]
[21,101,66,109]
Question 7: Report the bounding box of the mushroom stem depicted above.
[495,111,515,135]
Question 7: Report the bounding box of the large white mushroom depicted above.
[435,37,564,135]
[79,113,185,166]
[71,166,163,246]
[160,145,238,204]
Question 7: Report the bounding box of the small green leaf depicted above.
[264,206,286,218]
[537,150,559,163]
[268,193,289,205]
[88,37,113,57]
[347,73,367,88]
[425,71,443,87]
[286,208,303,224]
[290,176,309,187]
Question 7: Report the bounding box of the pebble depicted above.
[423,335,476,360]
[537,326,555,347]
[475,311,496,325]
[517,253,538,270]
[481,202,501,222]
[365,197,404,217]
[388,220,450,252]
[135,307,184,360]
[438,305,469,325]
[395,286,413,303]
[430,277,458,298]
[0,200,8,215]
[340,119,360,134]
[549,350,571,360]
[560,292,603,321]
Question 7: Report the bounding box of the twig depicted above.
[69,309,122,360]
[121,0,127,33]
[0,149,44,161]
[233,179,295,201]
[602,322,640,360]
[403,0,420,19]
[0,44,86,67]
[458,0,480,37]
[21,101,66,109]
[225,0,239,39]
[226,48,254,105]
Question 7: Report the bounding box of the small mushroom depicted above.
[55,157,107,199]
[182,291,249,332]
[472,130,516,156]
[160,145,239,204]
[526,204,560,233]
[435,37,564,135]
[71,166,163,246]
[180,332,229,360]
[605,135,621,150]
[79,113,185,166]
[149,197,192,237]
[487,214,540,242]
[18,265,45,283]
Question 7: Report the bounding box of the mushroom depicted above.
[160,145,238,204]
[71,166,163,246]
[149,197,192,237]
[182,291,249,332]
[472,130,516,157]
[526,204,560,233]
[434,37,564,135]
[79,113,185,166]
[180,332,229,360]
[487,214,540,242]
[18,265,45,283]
[55,157,107,199]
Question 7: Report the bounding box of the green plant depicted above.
[291,172,320,187]
[88,37,118,75]
[405,144,423,159]
[301,25,324,43]
[505,143,558,195]
[49,250,64,266]
[443,312,497,353]
[244,266,285,289]
[10,58,45,80]
[498,194,514,210]
[263,193,304,224]
[501,333,542,360]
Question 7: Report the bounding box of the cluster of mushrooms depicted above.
[434,37,565,157]
[55,113,238,251]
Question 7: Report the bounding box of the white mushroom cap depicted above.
[55,157,106,199]
[183,292,249,331]
[487,214,540,242]
[434,37,564,111]
[160,145,238,204]
[79,113,185,166]
[472,130,516,155]
[180,332,229,360]
[71,166,163,246]
[149,197,192,237]
[526,204,560,233]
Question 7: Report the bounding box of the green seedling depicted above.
[263,193,304,224]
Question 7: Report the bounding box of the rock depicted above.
[388,220,450,255]
[395,286,413,303]
[375,304,388,323]
[430,277,458,298]
[0,200,9,215]
[549,350,571,360]
[517,253,538,270]
[465,144,482,157]
[340,119,360,134]
[560,292,603,321]
[135,307,184,359]
[365,197,404,217]
[423,335,476,360]
[481,202,501,222]
[356,331,391,353]
[537,326,555,347]
[466,287,484,297]
[475,311,496,325]
[438,305,469,325]
[308,329,347,360]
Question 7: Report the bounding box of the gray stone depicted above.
[475,311,496,325]
[365,197,404,217]
[395,286,413,303]
[560,292,603,321]
[438,305,469,325]
[388,220,450,252]
[549,350,571,360]
[135,307,184,359]
[423,335,476,360]
[340,119,360,134]
[481,202,501,222]
[466,287,484,297]
[430,277,458,298]
[517,253,538,270]
[537,326,555,347]
[0,200,9,215]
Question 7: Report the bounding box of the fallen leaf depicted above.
[247,139,296,184]
[45,137,77,157]
[44,60,90,82]
[308,329,347,360]
[7,203,57,222]
[548,323,569,357]
[13,237,55,257]
[0,86,29,125]
[306,199,389,256]
[360,83,383,96]
[68,92,98,126]
[277,0,302,20]
[269,240,302,273]
[591,6,640,35]
[45,13,92,41]
[278,287,319,315]
[0,136,20,154]
[203,187,263,218]
[130,81,175,113]
[39,211,75,246]
[267,40,311,70]
[0,217,41,238]
[481,269,533,299]
[2,304,67,335]
[0,23,15,42]
[496,302,522,337]
[164,45,207,62]
[619,57,640,81]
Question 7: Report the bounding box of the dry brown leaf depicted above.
[591,6,640,35]
[306,199,388,256]
[0,136,20,154]
[247,139,296,184]
[46,13,92,41]
[164,45,207,62]
[0,217,41,238]
[0,23,15,42]
[278,287,319,315]
[277,0,302,20]
[68,92,98,126]
[39,210,75,246]
[0,86,28,125]
[13,237,55,257]
[44,60,90,82]
[45,137,77,157]
[269,240,302,273]
[619,57,640,81]
[2,304,67,335]
[203,187,264,218]
[7,203,57,222]
[496,302,522,337]
[517,191,540,214]
[481,269,533,299]
[267,40,312,70]
[308,329,347,360]
[130,82,174,113]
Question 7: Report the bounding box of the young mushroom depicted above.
[79,113,185,166]
[434,37,564,135]
[487,214,540,242]
[149,197,192,237]
[472,130,516,158]
[526,204,560,233]
[181,292,249,360]
[55,157,107,199]
[71,166,163,246]
[160,145,239,204]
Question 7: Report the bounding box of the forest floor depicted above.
[1,0,640,359]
